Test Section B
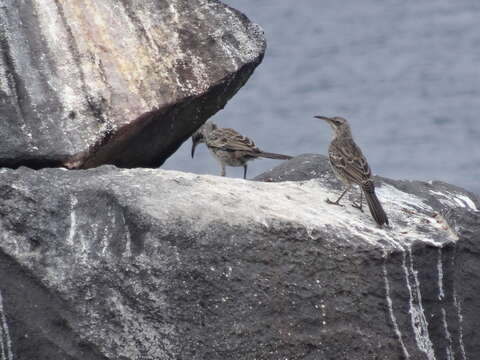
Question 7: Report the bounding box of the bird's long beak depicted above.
[191,141,197,158]
[313,115,332,122]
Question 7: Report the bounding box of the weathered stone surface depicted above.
[0,0,265,169]
[258,154,480,359]
[0,160,479,359]
[254,153,333,183]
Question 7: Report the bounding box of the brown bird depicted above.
[191,121,292,179]
[315,115,389,226]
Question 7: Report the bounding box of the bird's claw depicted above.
[351,203,364,212]
[326,198,344,207]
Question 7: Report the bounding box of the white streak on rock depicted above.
[122,212,132,258]
[441,308,454,360]
[0,23,12,96]
[437,249,456,360]
[0,290,13,360]
[453,290,467,360]
[430,190,478,212]
[383,263,410,359]
[437,248,445,300]
[101,208,115,257]
[455,195,478,212]
[67,195,78,246]
[403,248,436,360]
[101,224,109,256]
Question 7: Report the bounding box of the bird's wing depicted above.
[208,128,259,153]
[329,139,372,183]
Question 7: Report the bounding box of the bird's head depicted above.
[314,115,351,137]
[191,121,217,158]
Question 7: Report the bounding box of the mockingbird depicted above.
[314,115,389,226]
[191,121,292,179]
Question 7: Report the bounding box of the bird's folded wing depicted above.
[329,140,372,182]
[208,128,259,152]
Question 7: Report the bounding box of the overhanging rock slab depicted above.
[0,0,265,169]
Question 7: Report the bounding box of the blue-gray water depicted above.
[164,0,480,194]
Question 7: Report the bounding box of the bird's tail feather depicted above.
[363,183,389,226]
[257,152,293,160]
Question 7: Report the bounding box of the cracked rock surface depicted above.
[0,157,479,359]
[0,0,265,169]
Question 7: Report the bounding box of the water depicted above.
[163,0,480,195]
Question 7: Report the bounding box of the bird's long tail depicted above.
[257,152,293,160]
[362,181,389,226]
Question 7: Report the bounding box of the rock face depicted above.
[0,0,265,169]
[0,159,479,359]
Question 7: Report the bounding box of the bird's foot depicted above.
[351,202,364,212]
[326,198,344,207]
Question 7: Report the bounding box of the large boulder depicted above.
[0,0,265,169]
[0,159,479,359]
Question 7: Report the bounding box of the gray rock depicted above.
[258,154,480,359]
[254,153,332,183]
[0,161,479,359]
[0,0,265,169]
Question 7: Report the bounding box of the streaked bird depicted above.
[191,121,292,179]
[314,115,389,226]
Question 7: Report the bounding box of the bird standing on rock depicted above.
[314,115,389,226]
[191,121,292,179]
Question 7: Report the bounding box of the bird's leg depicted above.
[326,185,350,207]
[220,163,226,177]
[243,164,248,179]
[351,188,364,212]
